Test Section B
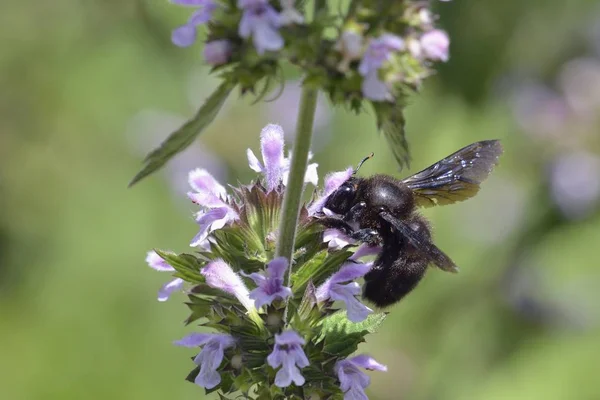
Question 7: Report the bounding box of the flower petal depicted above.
[329,262,371,285]
[201,259,254,311]
[146,250,175,272]
[247,148,264,172]
[188,168,227,198]
[260,124,285,190]
[350,244,382,260]
[304,163,319,186]
[158,278,184,301]
[362,71,392,101]
[323,229,356,250]
[267,257,288,280]
[275,330,306,346]
[349,354,388,371]
[172,24,197,47]
[174,332,215,347]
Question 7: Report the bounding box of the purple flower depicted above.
[238,0,284,55]
[203,40,232,66]
[201,259,255,311]
[550,151,600,220]
[279,0,304,25]
[308,167,353,215]
[267,330,310,387]
[358,34,404,101]
[335,29,365,73]
[171,0,218,47]
[174,332,236,389]
[247,124,319,191]
[510,82,570,141]
[358,34,404,76]
[324,228,356,251]
[316,262,373,322]
[420,29,450,62]
[242,257,292,308]
[558,57,600,118]
[188,169,238,248]
[334,354,387,400]
[146,250,184,301]
[350,243,382,261]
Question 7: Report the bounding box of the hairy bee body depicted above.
[320,140,503,308]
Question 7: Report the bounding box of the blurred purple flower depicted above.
[267,330,310,387]
[174,332,236,389]
[188,169,239,248]
[171,0,218,47]
[201,259,255,311]
[242,257,292,308]
[335,29,365,72]
[203,40,232,66]
[420,29,450,62]
[238,0,284,55]
[308,167,353,215]
[550,151,600,220]
[247,124,319,190]
[265,80,332,151]
[146,250,184,301]
[316,262,373,322]
[279,0,304,25]
[510,82,570,140]
[359,34,404,101]
[323,228,356,250]
[558,57,600,118]
[334,354,387,400]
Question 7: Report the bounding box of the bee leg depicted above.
[349,228,381,246]
[318,217,355,235]
[343,202,367,223]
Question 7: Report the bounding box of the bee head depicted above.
[324,179,358,215]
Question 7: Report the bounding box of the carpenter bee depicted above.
[320,140,503,307]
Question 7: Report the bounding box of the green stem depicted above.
[276,87,318,262]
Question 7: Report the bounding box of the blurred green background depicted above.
[1,0,600,399]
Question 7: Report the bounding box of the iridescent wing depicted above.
[380,211,458,273]
[402,140,503,208]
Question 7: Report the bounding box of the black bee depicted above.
[319,140,503,307]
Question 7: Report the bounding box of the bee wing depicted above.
[379,211,459,273]
[402,140,503,208]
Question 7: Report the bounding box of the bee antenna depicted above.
[354,152,374,174]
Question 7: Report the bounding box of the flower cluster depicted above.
[170,0,449,102]
[130,1,453,187]
[146,124,388,399]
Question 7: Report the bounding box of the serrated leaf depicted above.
[323,332,365,356]
[318,312,387,357]
[291,250,352,295]
[155,250,205,283]
[319,311,387,338]
[373,102,410,169]
[129,81,234,186]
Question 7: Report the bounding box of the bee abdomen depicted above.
[362,257,428,308]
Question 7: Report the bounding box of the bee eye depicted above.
[377,206,388,213]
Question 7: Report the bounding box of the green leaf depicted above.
[184,295,214,325]
[320,311,387,338]
[373,101,410,169]
[291,249,352,295]
[155,250,205,283]
[129,81,234,186]
[323,332,365,356]
[318,312,387,357]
